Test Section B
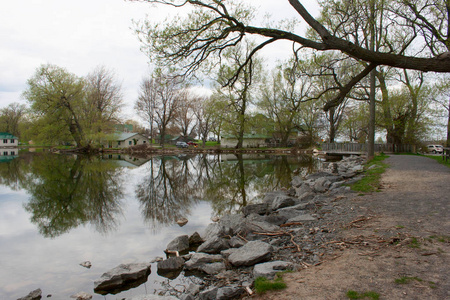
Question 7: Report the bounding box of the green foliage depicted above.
[254,274,287,294]
[346,290,380,300]
[349,154,389,193]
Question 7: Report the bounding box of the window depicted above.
[129,141,132,145]
[118,141,121,145]
[10,139,14,143]
[3,139,7,144]
[3,152,8,156]
[11,151,15,155]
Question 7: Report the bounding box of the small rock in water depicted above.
[70,291,92,300]
[79,261,92,269]
[176,217,188,227]
[211,216,220,222]
[17,288,42,300]
[150,257,164,263]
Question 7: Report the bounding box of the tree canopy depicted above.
[135,0,450,111]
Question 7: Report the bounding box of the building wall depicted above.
[0,138,18,147]
[115,135,150,148]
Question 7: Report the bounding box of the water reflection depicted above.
[0,152,320,237]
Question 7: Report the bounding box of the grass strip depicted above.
[254,274,287,294]
[349,154,389,193]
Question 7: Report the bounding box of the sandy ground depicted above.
[250,155,450,300]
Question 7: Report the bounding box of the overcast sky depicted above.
[0,0,319,120]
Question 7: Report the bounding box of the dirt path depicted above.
[252,155,450,300]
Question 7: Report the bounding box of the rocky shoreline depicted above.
[19,155,367,300]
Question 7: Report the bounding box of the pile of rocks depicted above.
[147,155,367,300]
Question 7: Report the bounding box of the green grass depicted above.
[424,155,450,168]
[254,274,287,294]
[347,290,380,299]
[395,276,423,284]
[429,235,450,243]
[408,237,421,248]
[349,154,389,193]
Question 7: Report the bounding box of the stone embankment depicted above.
[149,155,366,300]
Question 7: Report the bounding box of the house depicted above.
[108,132,150,148]
[0,132,19,148]
[220,134,272,148]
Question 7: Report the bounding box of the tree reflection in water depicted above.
[136,153,321,221]
[0,152,320,237]
[17,153,124,238]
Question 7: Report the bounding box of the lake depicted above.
[0,151,322,299]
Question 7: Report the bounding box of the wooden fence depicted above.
[322,143,416,154]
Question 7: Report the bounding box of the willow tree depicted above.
[23,64,87,148]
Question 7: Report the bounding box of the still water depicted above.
[0,151,321,299]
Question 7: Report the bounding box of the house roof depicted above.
[0,132,18,139]
[115,132,143,141]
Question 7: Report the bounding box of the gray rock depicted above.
[295,183,313,197]
[313,177,332,192]
[179,294,195,300]
[94,263,151,294]
[305,171,333,180]
[271,195,296,211]
[291,176,304,188]
[229,236,246,248]
[157,257,185,273]
[17,289,42,300]
[216,286,245,300]
[166,235,189,252]
[287,214,316,223]
[242,203,268,216]
[228,241,273,267]
[263,191,288,204]
[253,261,294,279]
[199,261,227,275]
[263,214,288,226]
[197,236,230,254]
[188,232,204,246]
[218,214,246,235]
[298,191,316,202]
[187,283,201,295]
[198,287,218,300]
[185,253,224,271]
[221,248,238,258]
[202,223,230,241]
[243,220,280,234]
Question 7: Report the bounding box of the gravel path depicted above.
[252,155,450,300]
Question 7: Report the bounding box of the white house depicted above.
[0,132,19,147]
[108,132,150,149]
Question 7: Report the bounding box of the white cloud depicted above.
[0,0,319,118]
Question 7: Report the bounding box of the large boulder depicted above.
[166,235,189,252]
[271,195,296,211]
[185,253,225,274]
[216,286,245,300]
[197,236,230,254]
[94,263,151,295]
[201,223,231,241]
[253,261,294,279]
[156,257,185,279]
[228,241,273,267]
[242,203,268,216]
[188,232,204,247]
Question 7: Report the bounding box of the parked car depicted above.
[187,141,198,146]
[176,141,188,148]
[427,144,443,154]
